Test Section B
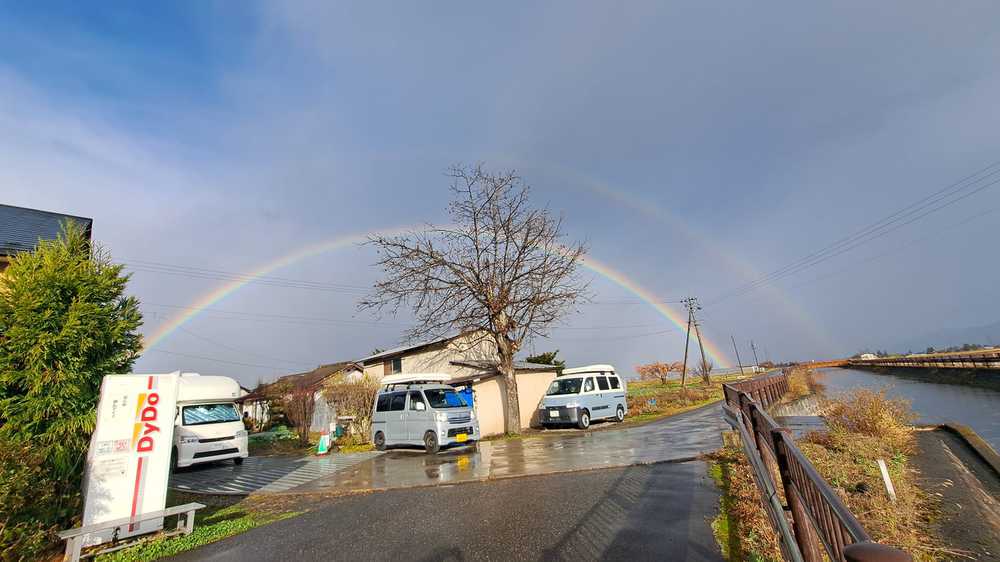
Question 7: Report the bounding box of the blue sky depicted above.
[4,2,1000,386]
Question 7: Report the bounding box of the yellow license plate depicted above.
[455,433,468,442]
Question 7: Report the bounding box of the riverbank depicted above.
[847,365,1000,391]
[709,368,942,561]
[911,428,1000,560]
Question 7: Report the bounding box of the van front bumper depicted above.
[541,406,580,425]
[440,425,479,446]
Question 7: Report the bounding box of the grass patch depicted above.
[706,448,782,561]
[708,387,943,562]
[625,374,749,423]
[95,492,302,561]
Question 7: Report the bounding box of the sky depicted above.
[3,2,1000,387]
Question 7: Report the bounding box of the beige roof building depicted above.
[361,332,560,436]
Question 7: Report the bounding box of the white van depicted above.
[371,374,480,454]
[171,374,248,470]
[539,364,627,429]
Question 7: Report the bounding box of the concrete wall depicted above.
[472,377,506,437]
[472,370,557,436]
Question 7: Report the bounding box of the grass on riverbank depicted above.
[709,383,944,561]
[626,373,749,424]
[94,492,302,562]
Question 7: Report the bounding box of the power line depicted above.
[147,348,300,371]
[122,259,370,294]
[708,160,1000,305]
[174,325,317,368]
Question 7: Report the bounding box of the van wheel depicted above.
[424,431,440,454]
[234,457,244,466]
[374,431,386,451]
[170,448,178,473]
[577,410,591,430]
[616,406,625,422]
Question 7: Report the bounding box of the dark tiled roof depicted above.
[449,359,560,373]
[0,204,93,256]
[240,361,362,402]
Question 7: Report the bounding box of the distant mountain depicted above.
[892,320,1000,354]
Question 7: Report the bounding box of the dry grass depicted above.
[707,447,783,561]
[783,366,825,401]
[710,387,941,562]
[800,389,939,561]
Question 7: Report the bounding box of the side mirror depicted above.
[415,402,426,411]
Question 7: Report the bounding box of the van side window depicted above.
[583,378,595,392]
[596,376,610,391]
[609,376,621,390]
[409,391,425,410]
[389,393,406,411]
[376,394,391,412]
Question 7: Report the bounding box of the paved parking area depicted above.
[290,402,725,494]
[168,452,381,494]
[169,403,725,496]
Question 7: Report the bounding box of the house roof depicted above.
[446,361,558,385]
[240,361,362,402]
[0,204,93,256]
[361,334,461,363]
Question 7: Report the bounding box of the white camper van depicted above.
[171,374,248,470]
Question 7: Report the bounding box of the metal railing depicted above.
[847,351,1000,370]
[722,371,912,562]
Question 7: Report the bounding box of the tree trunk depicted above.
[497,345,522,434]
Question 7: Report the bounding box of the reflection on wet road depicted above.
[285,403,725,494]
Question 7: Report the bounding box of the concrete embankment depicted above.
[911,428,1000,560]
[852,366,1000,390]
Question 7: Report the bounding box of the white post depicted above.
[877,458,897,501]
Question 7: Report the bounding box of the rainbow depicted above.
[577,254,730,367]
[142,226,730,367]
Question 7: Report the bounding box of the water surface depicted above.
[817,367,1000,450]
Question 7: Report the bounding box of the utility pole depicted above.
[750,340,760,367]
[680,298,695,389]
[693,318,710,383]
[731,335,745,376]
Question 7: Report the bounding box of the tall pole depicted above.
[693,319,710,383]
[680,304,693,389]
[732,335,745,376]
[750,340,760,367]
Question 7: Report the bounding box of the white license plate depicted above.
[549,410,560,418]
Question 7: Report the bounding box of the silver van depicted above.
[371,374,480,454]
[539,364,627,429]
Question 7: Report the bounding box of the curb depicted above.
[939,423,1000,478]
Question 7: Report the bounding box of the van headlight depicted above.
[469,409,476,420]
[565,402,580,409]
[435,411,448,422]
[179,435,198,445]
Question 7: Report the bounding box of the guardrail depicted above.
[722,371,911,562]
[848,351,1000,370]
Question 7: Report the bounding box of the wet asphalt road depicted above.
[170,460,723,562]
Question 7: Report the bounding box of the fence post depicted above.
[772,428,824,562]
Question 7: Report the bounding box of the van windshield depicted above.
[423,388,468,409]
[546,378,583,395]
[182,403,240,426]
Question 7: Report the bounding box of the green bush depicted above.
[0,222,143,558]
[0,439,67,560]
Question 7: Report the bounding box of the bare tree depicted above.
[323,377,380,442]
[362,164,588,434]
[636,362,671,384]
[696,359,714,383]
[284,387,316,445]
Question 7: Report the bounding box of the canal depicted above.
[816,367,1000,450]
